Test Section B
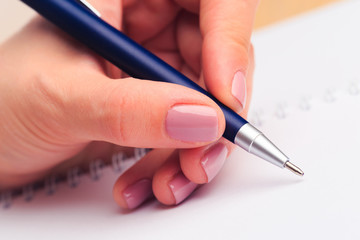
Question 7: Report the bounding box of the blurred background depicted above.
[0,0,339,43]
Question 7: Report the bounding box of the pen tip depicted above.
[284,161,304,176]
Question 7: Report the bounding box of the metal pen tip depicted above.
[285,161,304,176]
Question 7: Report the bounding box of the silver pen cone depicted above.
[235,123,304,176]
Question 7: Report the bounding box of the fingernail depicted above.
[201,143,228,182]
[122,179,152,209]
[231,71,247,111]
[166,105,219,142]
[169,172,197,204]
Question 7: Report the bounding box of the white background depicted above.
[1,1,360,240]
[0,1,34,43]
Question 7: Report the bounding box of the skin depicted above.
[0,0,257,208]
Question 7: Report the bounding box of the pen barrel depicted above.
[21,0,248,142]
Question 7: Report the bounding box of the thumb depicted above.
[201,0,258,113]
[64,72,225,148]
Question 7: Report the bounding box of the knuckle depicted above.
[19,71,72,141]
[101,83,132,144]
[27,72,67,114]
[232,39,251,70]
[234,37,250,59]
[206,26,251,58]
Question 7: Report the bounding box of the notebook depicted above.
[1,1,360,239]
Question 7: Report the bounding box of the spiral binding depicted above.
[89,159,104,181]
[298,96,312,111]
[0,148,150,209]
[22,185,34,202]
[45,175,57,196]
[2,82,359,209]
[249,81,360,125]
[348,81,360,96]
[67,167,81,188]
[275,102,288,119]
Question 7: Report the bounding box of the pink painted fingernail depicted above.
[201,143,228,182]
[122,179,152,209]
[231,71,247,111]
[169,172,197,204]
[166,105,219,142]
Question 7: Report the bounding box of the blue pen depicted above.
[21,0,303,176]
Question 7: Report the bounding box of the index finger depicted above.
[200,0,259,113]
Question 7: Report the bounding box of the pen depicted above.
[21,0,304,176]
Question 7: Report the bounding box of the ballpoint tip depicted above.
[284,161,304,176]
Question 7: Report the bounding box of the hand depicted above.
[0,0,256,209]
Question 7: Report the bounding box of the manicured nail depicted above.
[201,143,228,182]
[166,105,219,142]
[122,179,152,209]
[231,71,247,111]
[169,172,197,204]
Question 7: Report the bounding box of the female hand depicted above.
[0,0,256,209]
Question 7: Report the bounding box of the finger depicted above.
[179,138,234,184]
[122,0,180,43]
[201,0,259,113]
[142,22,178,52]
[243,43,255,117]
[152,151,198,205]
[113,149,174,209]
[42,68,225,148]
[180,64,199,83]
[176,12,202,76]
[86,0,122,28]
[179,78,253,184]
[173,0,199,13]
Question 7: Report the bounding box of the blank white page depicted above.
[1,1,360,239]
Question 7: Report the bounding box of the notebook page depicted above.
[1,1,360,240]
[2,89,359,240]
[250,0,360,110]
